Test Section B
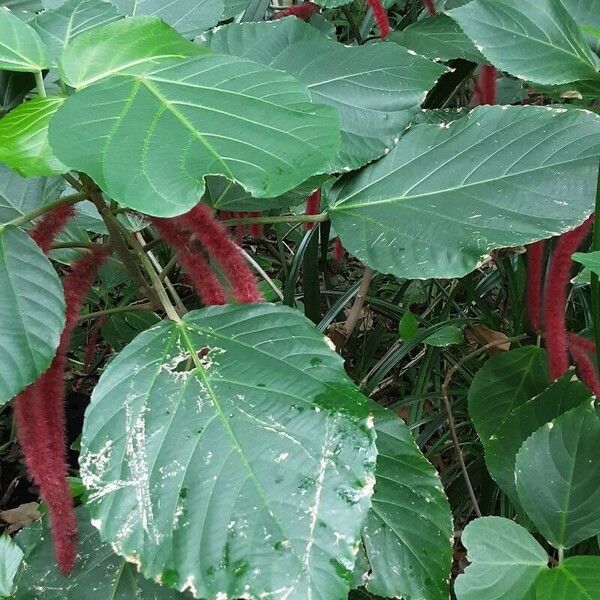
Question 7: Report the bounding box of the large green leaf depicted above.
[111,0,223,38]
[533,556,600,600]
[32,0,121,61]
[0,535,23,597]
[485,375,591,507]
[80,304,377,599]
[561,0,600,53]
[0,225,65,405]
[0,7,50,72]
[205,19,445,172]
[515,402,600,549]
[13,506,190,598]
[0,164,63,222]
[0,96,67,176]
[49,55,340,217]
[454,517,548,600]
[362,404,452,600]
[329,106,600,279]
[390,14,485,64]
[448,0,600,85]
[59,16,206,89]
[468,346,549,442]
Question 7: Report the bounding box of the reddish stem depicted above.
[177,204,262,304]
[30,204,75,254]
[544,216,594,379]
[526,240,545,332]
[83,316,107,371]
[152,218,227,306]
[366,0,391,38]
[422,0,436,16]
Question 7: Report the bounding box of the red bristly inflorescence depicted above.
[14,245,108,574]
[305,189,321,231]
[272,2,319,20]
[248,212,263,239]
[333,237,345,262]
[367,0,391,38]
[152,217,227,306]
[568,335,600,396]
[543,215,594,379]
[525,240,545,332]
[176,204,262,304]
[422,0,436,16]
[472,65,497,106]
[30,204,75,254]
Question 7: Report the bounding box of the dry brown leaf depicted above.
[0,502,40,533]
[467,325,511,355]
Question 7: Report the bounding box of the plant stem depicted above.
[78,303,155,323]
[341,267,374,347]
[592,161,600,375]
[220,212,328,227]
[342,5,364,43]
[0,192,87,232]
[558,547,564,563]
[34,70,46,98]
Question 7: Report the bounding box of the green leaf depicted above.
[222,0,250,19]
[362,405,452,600]
[448,0,600,85]
[0,226,65,405]
[100,309,161,351]
[205,19,445,172]
[0,7,50,72]
[0,164,63,222]
[49,55,341,217]
[0,70,35,114]
[0,97,68,176]
[390,14,485,64]
[32,0,121,61]
[562,0,600,52]
[573,250,600,275]
[329,106,600,279]
[398,310,419,341]
[454,517,548,600]
[59,16,206,89]
[13,506,189,598]
[515,401,600,549]
[111,0,223,38]
[424,324,463,347]
[533,556,600,600]
[0,534,23,597]
[468,346,549,442]
[80,304,377,599]
[485,375,592,507]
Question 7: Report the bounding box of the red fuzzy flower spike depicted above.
[305,189,321,231]
[152,218,227,306]
[472,65,497,106]
[249,212,263,239]
[83,315,107,371]
[422,0,436,16]
[568,336,600,396]
[233,212,245,246]
[367,0,391,39]
[273,2,319,20]
[15,245,108,574]
[333,237,345,262]
[526,240,545,332]
[568,333,597,355]
[178,204,262,304]
[543,216,594,379]
[30,204,75,254]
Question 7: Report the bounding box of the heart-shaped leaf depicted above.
[454,517,548,600]
[329,106,600,279]
[515,401,600,549]
[362,404,452,600]
[533,556,600,600]
[448,0,600,85]
[59,16,206,89]
[0,225,65,405]
[111,0,223,38]
[0,7,50,72]
[205,19,445,172]
[13,506,190,598]
[49,55,341,217]
[32,0,121,60]
[80,304,377,599]
[0,97,68,176]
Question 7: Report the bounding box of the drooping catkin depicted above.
[525,240,545,332]
[367,0,391,38]
[177,204,262,304]
[14,245,108,574]
[422,0,436,16]
[273,2,319,20]
[30,204,75,254]
[568,336,600,396]
[305,189,321,231]
[544,216,594,379]
[333,237,345,262]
